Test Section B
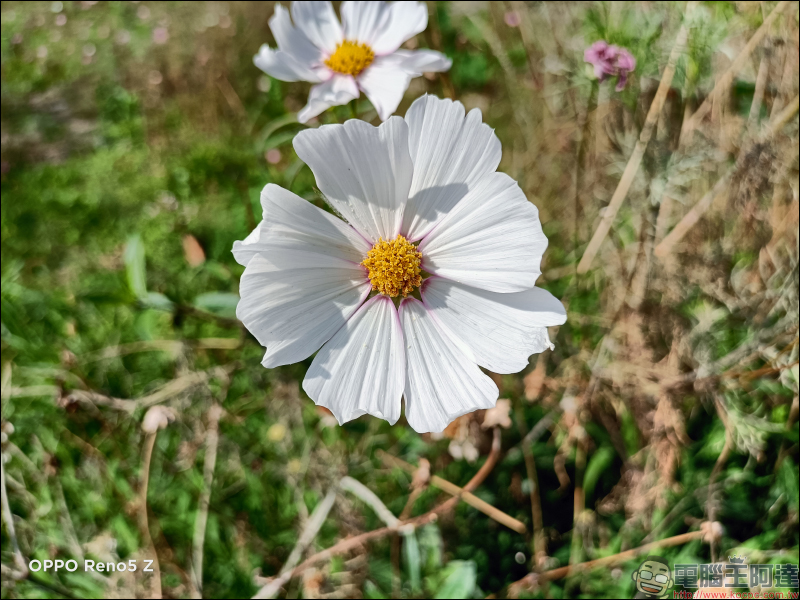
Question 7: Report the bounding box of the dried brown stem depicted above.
[682,1,790,138]
[67,365,237,415]
[568,429,588,567]
[0,459,28,579]
[748,40,771,128]
[274,428,503,586]
[252,488,338,599]
[191,404,224,598]
[512,397,546,568]
[139,431,163,599]
[510,530,705,593]
[380,437,526,534]
[653,171,733,259]
[655,95,799,258]
[573,83,598,271]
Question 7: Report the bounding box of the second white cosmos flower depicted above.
[254,1,451,122]
[234,95,566,433]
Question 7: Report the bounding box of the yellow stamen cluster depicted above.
[325,40,375,77]
[361,236,422,298]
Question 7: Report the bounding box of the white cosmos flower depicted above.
[233,95,567,433]
[254,1,452,123]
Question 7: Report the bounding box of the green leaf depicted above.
[110,515,139,556]
[402,529,421,594]
[778,460,799,512]
[363,580,388,599]
[124,234,147,298]
[418,523,443,572]
[583,445,616,498]
[143,292,174,311]
[434,560,477,599]
[368,558,394,593]
[264,130,301,151]
[620,407,640,456]
[193,292,239,318]
[259,113,300,146]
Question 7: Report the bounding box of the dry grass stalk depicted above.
[253,489,338,599]
[682,0,791,139]
[139,430,163,599]
[65,364,237,414]
[272,428,504,590]
[380,451,527,534]
[0,460,28,579]
[512,396,547,569]
[190,404,224,598]
[655,95,799,257]
[509,530,706,595]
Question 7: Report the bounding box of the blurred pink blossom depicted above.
[504,11,521,27]
[584,40,636,91]
[152,27,169,44]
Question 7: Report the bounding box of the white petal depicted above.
[297,75,360,123]
[400,298,498,433]
[253,44,323,83]
[234,184,373,367]
[357,58,413,121]
[421,277,566,373]
[304,295,404,426]
[402,95,502,241]
[232,183,371,267]
[340,1,390,46]
[232,220,264,267]
[369,2,428,55]
[418,172,547,293]
[291,1,343,55]
[270,3,323,65]
[237,254,370,368]
[386,49,452,75]
[293,117,413,241]
[357,53,451,121]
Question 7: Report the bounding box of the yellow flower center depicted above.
[325,40,375,77]
[361,236,422,298]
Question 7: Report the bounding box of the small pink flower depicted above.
[152,27,169,44]
[584,40,636,91]
[265,149,282,164]
[613,47,636,91]
[504,11,521,28]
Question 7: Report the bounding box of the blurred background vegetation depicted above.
[1,1,798,598]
